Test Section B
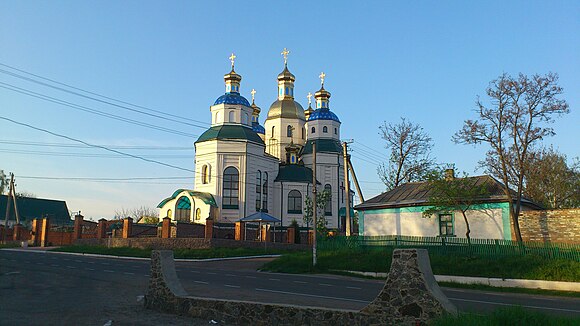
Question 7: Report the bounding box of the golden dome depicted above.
[277,65,295,81]
[266,99,305,121]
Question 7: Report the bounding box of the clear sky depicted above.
[0,1,578,220]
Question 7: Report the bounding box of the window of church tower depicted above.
[262,172,268,212]
[228,111,235,123]
[287,125,293,137]
[255,171,261,212]
[272,126,275,137]
[288,190,302,214]
[334,128,337,134]
[311,127,315,134]
[222,166,239,209]
[302,127,305,139]
[323,126,328,133]
[175,196,191,222]
[324,184,332,216]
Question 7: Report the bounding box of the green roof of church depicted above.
[300,139,343,155]
[195,125,264,145]
[275,164,320,184]
[157,189,218,208]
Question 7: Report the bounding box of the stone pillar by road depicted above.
[12,223,22,241]
[40,218,49,247]
[97,219,107,239]
[73,214,84,240]
[161,217,171,239]
[235,222,245,241]
[204,218,214,239]
[287,226,296,244]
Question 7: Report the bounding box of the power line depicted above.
[19,176,192,181]
[0,116,195,173]
[354,140,386,158]
[0,82,200,138]
[0,63,210,127]
[0,139,193,150]
[0,148,192,159]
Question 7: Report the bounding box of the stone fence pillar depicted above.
[31,219,41,246]
[12,223,22,241]
[73,214,84,240]
[235,221,245,241]
[287,226,296,244]
[97,218,107,239]
[122,217,133,238]
[161,217,171,239]
[204,218,214,239]
[40,218,49,247]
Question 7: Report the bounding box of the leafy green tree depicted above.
[422,167,490,244]
[0,170,8,195]
[303,189,331,235]
[453,73,569,242]
[525,147,579,209]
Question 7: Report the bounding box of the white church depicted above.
[158,50,348,229]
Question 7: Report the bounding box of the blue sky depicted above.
[1,1,578,219]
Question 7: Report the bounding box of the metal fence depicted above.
[317,235,580,261]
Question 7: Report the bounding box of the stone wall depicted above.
[74,237,310,251]
[518,209,580,243]
[145,249,457,325]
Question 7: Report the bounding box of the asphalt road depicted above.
[1,249,579,325]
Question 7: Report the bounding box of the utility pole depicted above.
[312,141,317,267]
[3,173,19,230]
[342,142,352,236]
[11,174,20,224]
[348,157,365,203]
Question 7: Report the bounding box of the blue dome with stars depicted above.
[252,122,265,134]
[214,92,251,107]
[307,109,340,122]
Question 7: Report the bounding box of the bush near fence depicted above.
[317,235,580,261]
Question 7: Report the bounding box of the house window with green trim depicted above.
[438,214,454,237]
[287,190,302,214]
[222,166,239,209]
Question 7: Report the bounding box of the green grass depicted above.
[261,248,580,282]
[430,306,580,326]
[52,245,289,259]
[439,282,580,298]
[0,243,20,249]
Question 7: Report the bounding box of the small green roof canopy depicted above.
[157,189,218,208]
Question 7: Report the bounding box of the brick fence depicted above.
[518,209,580,243]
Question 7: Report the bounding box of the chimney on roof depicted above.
[444,168,455,181]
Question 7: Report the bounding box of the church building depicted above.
[158,50,347,229]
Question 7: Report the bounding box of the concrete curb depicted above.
[0,248,281,262]
[333,270,580,292]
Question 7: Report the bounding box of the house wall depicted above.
[359,202,511,240]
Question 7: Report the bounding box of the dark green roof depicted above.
[157,189,218,208]
[300,139,342,155]
[275,164,320,184]
[0,195,72,225]
[195,125,264,145]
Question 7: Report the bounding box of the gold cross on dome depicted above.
[281,48,290,64]
[307,92,312,105]
[229,53,236,68]
[319,72,326,85]
[251,88,256,102]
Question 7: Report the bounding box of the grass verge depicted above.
[260,248,580,282]
[430,306,580,326]
[439,281,580,298]
[52,245,288,259]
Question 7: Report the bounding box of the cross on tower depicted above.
[319,72,326,85]
[307,92,312,105]
[229,53,236,68]
[281,48,290,65]
[251,88,256,102]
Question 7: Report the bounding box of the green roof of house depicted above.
[274,164,320,184]
[195,125,264,145]
[300,139,343,155]
[0,195,72,225]
[157,189,218,208]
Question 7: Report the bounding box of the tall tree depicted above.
[303,189,331,233]
[422,167,490,244]
[377,117,434,191]
[525,147,579,209]
[0,170,7,195]
[114,206,159,220]
[453,73,569,242]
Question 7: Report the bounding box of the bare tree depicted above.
[0,170,7,195]
[453,73,569,242]
[525,147,579,209]
[114,206,159,220]
[377,118,434,190]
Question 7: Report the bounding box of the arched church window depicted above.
[302,127,305,139]
[334,128,337,135]
[323,126,328,133]
[175,196,191,222]
[222,167,239,209]
[324,184,332,216]
[242,113,248,124]
[272,126,275,137]
[287,125,293,137]
[216,111,222,123]
[288,190,302,214]
[255,170,262,212]
[202,164,210,184]
[195,208,201,221]
[167,209,172,218]
[228,111,235,123]
[311,127,315,134]
[262,172,268,212]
